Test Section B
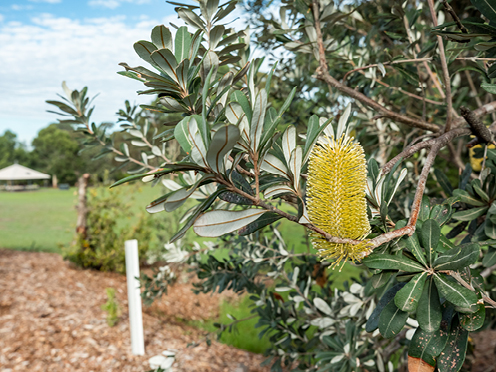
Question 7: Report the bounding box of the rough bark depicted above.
[75,174,90,239]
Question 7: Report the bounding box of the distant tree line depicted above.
[0,123,122,185]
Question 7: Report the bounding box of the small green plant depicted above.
[64,185,154,273]
[101,288,120,327]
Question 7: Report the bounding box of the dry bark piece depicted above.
[460,106,496,146]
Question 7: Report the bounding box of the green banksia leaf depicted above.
[433,274,478,312]
[378,300,408,338]
[419,196,431,221]
[483,247,496,267]
[371,271,394,289]
[417,278,442,332]
[408,324,449,370]
[430,204,452,226]
[306,134,371,266]
[362,253,425,272]
[420,219,441,265]
[460,303,485,331]
[433,243,480,271]
[405,233,428,267]
[366,283,406,332]
[437,316,469,372]
[394,271,428,312]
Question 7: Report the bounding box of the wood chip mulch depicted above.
[0,249,269,372]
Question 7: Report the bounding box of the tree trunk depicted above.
[75,174,90,239]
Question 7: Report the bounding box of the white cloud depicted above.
[28,0,62,3]
[11,4,34,10]
[0,14,4,23]
[88,0,120,9]
[0,5,257,143]
[88,0,150,9]
[0,13,173,130]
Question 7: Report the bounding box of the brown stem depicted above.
[382,127,471,175]
[409,147,439,225]
[82,116,156,171]
[447,142,465,170]
[106,142,155,171]
[442,0,468,34]
[138,130,171,163]
[311,1,440,133]
[341,58,433,82]
[374,78,444,106]
[415,47,446,100]
[456,57,496,61]
[215,175,365,245]
[402,15,446,109]
[427,0,453,132]
[464,66,484,108]
[481,263,496,278]
[317,73,441,132]
[252,153,260,201]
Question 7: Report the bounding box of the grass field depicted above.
[0,184,362,288]
[0,185,166,252]
[0,185,363,354]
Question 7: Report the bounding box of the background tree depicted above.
[30,124,86,184]
[0,130,31,169]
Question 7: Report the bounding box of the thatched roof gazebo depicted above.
[0,164,51,191]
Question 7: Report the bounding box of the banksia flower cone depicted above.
[307,134,371,267]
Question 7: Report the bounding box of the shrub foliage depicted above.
[48,0,496,370]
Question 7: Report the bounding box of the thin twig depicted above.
[131,122,171,163]
[381,103,496,175]
[442,0,468,34]
[317,72,441,131]
[481,263,496,278]
[311,1,440,133]
[447,142,465,170]
[456,57,496,61]
[464,65,484,108]
[374,79,444,106]
[382,127,471,175]
[83,117,156,171]
[481,144,488,176]
[341,58,433,82]
[345,59,444,107]
[448,270,496,309]
[413,44,446,100]
[428,0,453,132]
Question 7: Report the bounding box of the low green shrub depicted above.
[101,287,120,327]
[63,186,154,273]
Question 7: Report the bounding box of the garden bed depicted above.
[1,249,495,372]
[0,249,268,372]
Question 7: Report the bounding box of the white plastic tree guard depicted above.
[125,239,145,355]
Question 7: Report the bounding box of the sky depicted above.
[0,0,198,145]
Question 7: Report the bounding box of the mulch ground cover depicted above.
[1,249,495,371]
[0,249,269,372]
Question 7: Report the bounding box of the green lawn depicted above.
[0,185,166,252]
[191,295,272,353]
[0,188,78,252]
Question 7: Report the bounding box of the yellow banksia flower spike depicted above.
[306,134,371,268]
